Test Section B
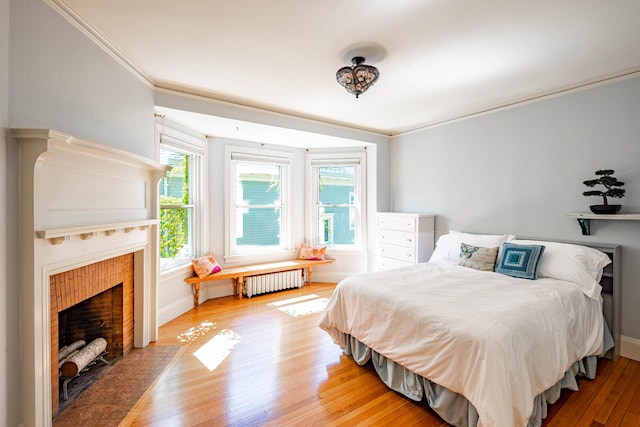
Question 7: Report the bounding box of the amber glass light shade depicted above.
[336,56,379,98]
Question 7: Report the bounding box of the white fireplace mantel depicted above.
[14,129,169,427]
[36,219,159,245]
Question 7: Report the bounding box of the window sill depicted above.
[159,261,193,280]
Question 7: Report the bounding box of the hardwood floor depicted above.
[125,283,640,426]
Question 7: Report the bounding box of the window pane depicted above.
[318,166,354,205]
[236,162,280,206]
[160,206,193,261]
[160,146,193,265]
[317,166,356,245]
[317,207,354,245]
[160,148,189,205]
[235,207,281,251]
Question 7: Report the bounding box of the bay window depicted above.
[226,147,293,261]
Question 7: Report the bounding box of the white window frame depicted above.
[306,151,366,251]
[157,123,208,273]
[225,146,294,263]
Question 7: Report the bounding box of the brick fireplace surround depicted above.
[15,129,168,427]
[50,254,134,415]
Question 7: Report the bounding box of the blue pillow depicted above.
[496,243,545,280]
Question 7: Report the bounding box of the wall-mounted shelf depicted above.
[567,213,640,235]
[36,219,159,245]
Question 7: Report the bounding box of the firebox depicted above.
[58,284,124,359]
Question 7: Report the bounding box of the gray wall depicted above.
[9,0,156,157]
[391,75,640,341]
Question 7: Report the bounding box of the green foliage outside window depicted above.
[160,154,190,259]
[160,198,187,258]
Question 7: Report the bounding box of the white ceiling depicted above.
[53,0,640,141]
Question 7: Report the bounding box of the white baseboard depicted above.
[158,294,194,326]
[158,282,235,326]
[621,335,640,362]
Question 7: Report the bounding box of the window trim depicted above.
[157,123,208,274]
[224,145,294,264]
[305,151,367,252]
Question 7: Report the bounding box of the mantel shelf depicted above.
[36,219,159,245]
[566,212,640,235]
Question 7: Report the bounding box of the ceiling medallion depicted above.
[336,56,380,98]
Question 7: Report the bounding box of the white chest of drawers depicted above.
[377,213,435,270]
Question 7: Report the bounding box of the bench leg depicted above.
[238,275,244,299]
[233,278,240,297]
[307,266,313,285]
[193,283,200,307]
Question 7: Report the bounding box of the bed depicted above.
[318,232,616,427]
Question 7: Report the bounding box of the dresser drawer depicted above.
[378,256,414,271]
[378,230,416,248]
[378,243,416,263]
[378,214,416,232]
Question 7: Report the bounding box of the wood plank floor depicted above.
[125,283,640,426]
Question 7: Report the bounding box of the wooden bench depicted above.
[184,258,335,307]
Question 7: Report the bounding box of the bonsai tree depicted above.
[583,169,625,206]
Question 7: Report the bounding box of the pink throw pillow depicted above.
[191,254,222,279]
[298,243,327,261]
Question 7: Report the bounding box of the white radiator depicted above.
[243,270,305,298]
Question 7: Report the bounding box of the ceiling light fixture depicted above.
[336,56,380,98]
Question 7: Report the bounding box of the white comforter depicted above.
[318,261,604,427]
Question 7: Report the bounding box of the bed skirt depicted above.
[340,328,613,427]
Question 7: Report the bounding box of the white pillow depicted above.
[430,231,516,263]
[511,239,611,300]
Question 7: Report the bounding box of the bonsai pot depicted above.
[590,204,621,215]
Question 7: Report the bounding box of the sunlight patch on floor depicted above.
[268,294,320,307]
[177,320,216,343]
[194,329,242,371]
[267,294,329,317]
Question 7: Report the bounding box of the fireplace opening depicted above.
[56,284,125,411]
[58,283,124,357]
